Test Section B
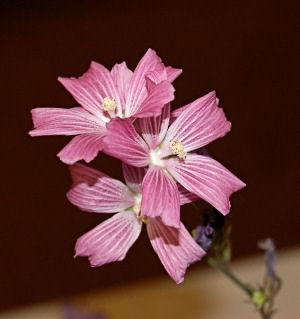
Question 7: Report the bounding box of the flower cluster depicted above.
[29,49,245,283]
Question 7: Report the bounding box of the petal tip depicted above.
[57,76,65,83]
[57,152,76,165]
[90,61,99,68]
[146,48,156,55]
[220,202,231,215]
[210,90,217,97]
[174,277,184,285]
[236,180,247,192]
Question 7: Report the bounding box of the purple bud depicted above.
[194,208,225,251]
[194,224,215,251]
[258,238,277,279]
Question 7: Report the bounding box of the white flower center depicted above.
[150,149,164,167]
[133,193,142,215]
[169,139,186,159]
[132,194,147,223]
[102,97,117,112]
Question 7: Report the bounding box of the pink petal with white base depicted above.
[111,62,133,109]
[147,218,205,284]
[58,62,121,117]
[104,118,150,167]
[166,154,246,215]
[29,107,106,137]
[75,211,142,267]
[58,133,105,164]
[122,163,146,193]
[133,79,174,118]
[125,49,170,117]
[165,91,231,152]
[67,163,135,213]
[138,104,170,149]
[141,166,180,228]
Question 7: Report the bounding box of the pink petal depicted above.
[147,218,206,284]
[75,211,142,267]
[58,62,121,118]
[125,48,169,117]
[110,62,133,110]
[130,78,174,118]
[144,64,167,84]
[178,184,199,205]
[171,97,220,118]
[138,104,170,149]
[165,66,182,82]
[103,118,150,167]
[57,133,105,164]
[166,154,246,215]
[29,107,105,136]
[171,102,192,119]
[141,166,180,228]
[143,63,181,84]
[164,91,230,152]
[122,163,146,194]
[67,163,135,213]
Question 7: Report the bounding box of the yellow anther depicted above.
[169,140,187,159]
[102,97,117,112]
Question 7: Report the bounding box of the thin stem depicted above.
[259,310,271,319]
[207,256,253,296]
[207,257,274,319]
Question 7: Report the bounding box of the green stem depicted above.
[259,310,271,319]
[207,257,274,319]
[207,257,253,296]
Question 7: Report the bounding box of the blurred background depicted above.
[1,0,299,314]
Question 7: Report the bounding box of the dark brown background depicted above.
[1,0,299,311]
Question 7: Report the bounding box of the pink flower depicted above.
[29,49,180,164]
[103,91,246,228]
[67,163,205,284]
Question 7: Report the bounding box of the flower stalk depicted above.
[206,256,253,296]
